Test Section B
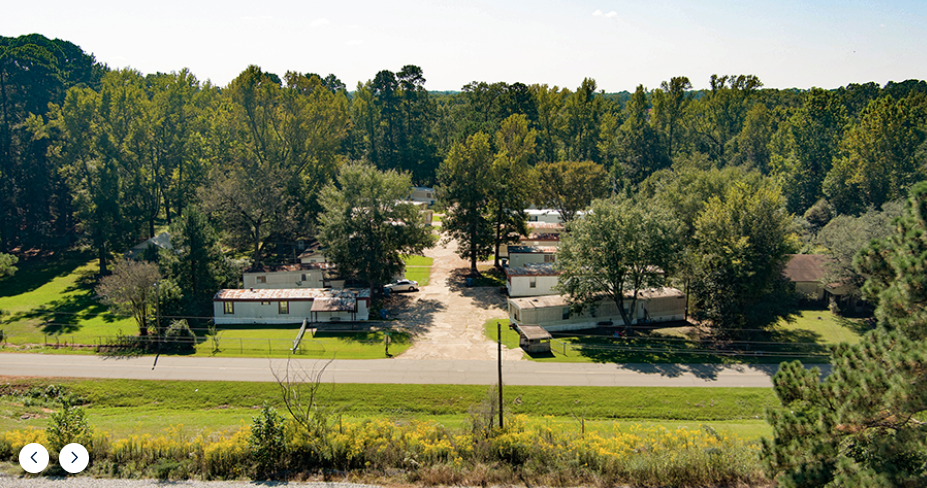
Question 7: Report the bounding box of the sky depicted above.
[4,0,925,92]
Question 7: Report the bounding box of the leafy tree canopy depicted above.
[317,162,433,289]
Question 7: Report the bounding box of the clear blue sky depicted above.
[4,0,925,92]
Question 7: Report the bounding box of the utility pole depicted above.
[497,321,503,430]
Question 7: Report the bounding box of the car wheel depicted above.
[411,287,417,292]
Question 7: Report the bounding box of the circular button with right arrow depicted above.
[19,443,49,473]
[58,443,89,474]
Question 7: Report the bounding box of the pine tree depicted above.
[763,182,927,487]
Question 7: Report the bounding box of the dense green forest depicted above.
[1,34,925,269]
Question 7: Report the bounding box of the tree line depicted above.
[2,34,926,262]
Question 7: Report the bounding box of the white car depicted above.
[384,279,419,292]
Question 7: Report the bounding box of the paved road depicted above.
[0,353,827,387]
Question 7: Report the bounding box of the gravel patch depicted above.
[0,476,385,488]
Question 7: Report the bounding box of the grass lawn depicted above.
[432,214,443,223]
[192,326,410,358]
[0,378,777,440]
[0,253,137,345]
[400,254,433,286]
[400,255,434,267]
[0,253,410,359]
[488,309,870,364]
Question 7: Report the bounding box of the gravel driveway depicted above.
[389,234,523,361]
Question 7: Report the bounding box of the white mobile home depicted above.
[214,288,371,325]
[409,186,436,205]
[507,288,686,332]
[525,209,563,223]
[505,263,560,297]
[242,262,336,289]
[507,246,557,268]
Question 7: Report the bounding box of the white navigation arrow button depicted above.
[19,443,49,473]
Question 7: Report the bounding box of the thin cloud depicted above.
[593,9,603,16]
[347,39,364,46]
[593,10,618,18]
[310,18,330,27]
[606,11,618,18]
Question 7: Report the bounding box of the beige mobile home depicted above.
[242,262,335,289]
[507,288,685,332]
[214,288,370,325]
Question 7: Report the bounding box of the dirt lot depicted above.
[386,236,523,361]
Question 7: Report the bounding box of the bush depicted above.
[164,319,196,353]
[249,403,287,478]
[47,399,93,452]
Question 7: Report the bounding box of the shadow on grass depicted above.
[550,323,834,379]
[312,330,411,345]
[7,265,122,335]
[836,315,876,336]
[525,350,556,359]
[0,251,93,299]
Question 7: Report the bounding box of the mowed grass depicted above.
[490,309,869,364]
[0,254,137,345]
[0,378,777,440]
[401,254,433,286]
[192,326,410,358]
[0,253,409,359]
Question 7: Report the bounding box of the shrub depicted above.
[47,399,92,452]
[249,403,287,478]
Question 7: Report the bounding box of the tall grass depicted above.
[1,415,765,485]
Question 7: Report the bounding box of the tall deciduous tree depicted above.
[773,88,848,214]
[438,132,495,274]
[317,162,433,289]
[562,78,604,163]
[615,85,670,185]
[823,95,926,214]
[489,114,536,268]
[690,74,762,163]
[534,160,609,223]
[651,76,692,158]
[556,198,682,328]
[690,180,798,332]
[763,182,927,487]
[51,85,130,275]
[95,259,161,336]
[529,83,568,163]
[199,166,296,266]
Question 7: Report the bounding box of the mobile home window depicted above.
[223,301,234,314]
[279,301,289,314]
[562,307,570,320]
[256,276,266,284]
[529,277,537,288]
[301,274,307,281]
[544,254,555,263]
[261,301,271,305]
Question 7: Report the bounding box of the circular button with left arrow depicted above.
[58,443,89,474]
[19,443,49,473]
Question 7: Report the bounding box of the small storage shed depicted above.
[516,324,552,353]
